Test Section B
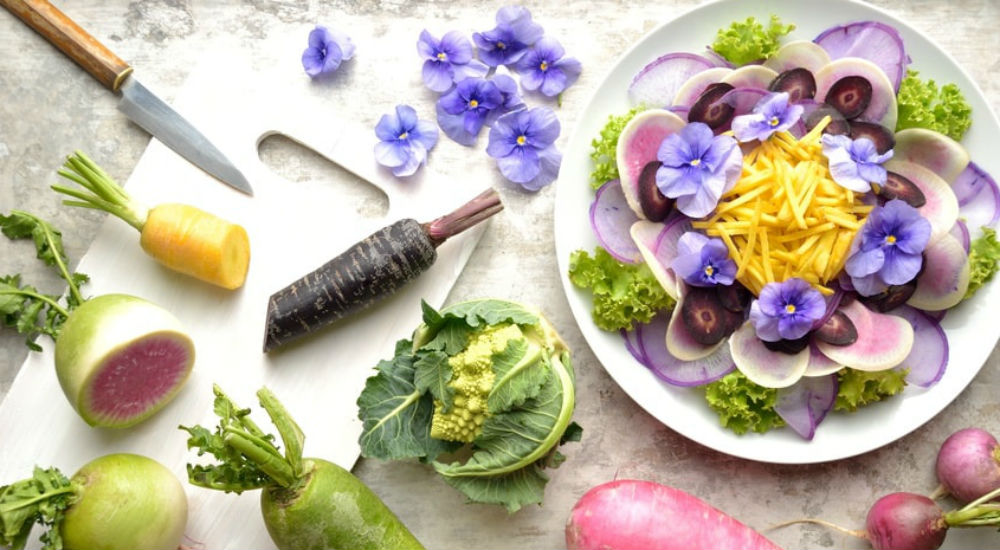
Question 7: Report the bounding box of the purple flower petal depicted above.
[374,140,408,168]
[496,146,541,183]
[656,164,702,197]
[879,249,923,285]
[523,107,560,145]
[677,231,711,256]
[417,29,438,59]
[540,69,570,97]
[393,143,426,177]
[676,183,721,218]
[519,145,561,191]
[374,113,401,141]
[658,132,696,168]
[845,246,885,277]
[454,59,490,81]
[750,300,783,341]
[851,272,889,296]
[374,105,436,176]
[410,120,439,151]
[856,161,888,185]
[422,60,455,92]
[437,103,478,146]
[395,105,418,131]
[439,30,473,64]
[463,109,488,136]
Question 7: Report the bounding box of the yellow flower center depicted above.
[769,116,781,127]
[886,234,897,244]
[497,41,507,50]
[398,132,408,140]
[785,304,797,314]
[540,61,549,71]
[690,158,701,167]
[437,52,447,60]
[469,99,479,108]
[704,265,714,276]
[516,135,527,146]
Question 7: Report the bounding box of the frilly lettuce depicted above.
[710,15,794,66]
[965,227,1000,299]
[834,368,908,412]
[589,107,644,190]
[704,371,785,435]
[568,247,675,331]
[897,70,973,141]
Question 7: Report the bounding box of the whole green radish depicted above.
[181,384,423,550]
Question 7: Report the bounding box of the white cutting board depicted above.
[0,34,487,548]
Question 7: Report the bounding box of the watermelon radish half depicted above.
[54,294,195,428]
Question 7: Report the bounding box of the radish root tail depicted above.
[767,518,867,539]
[928,483,949,501]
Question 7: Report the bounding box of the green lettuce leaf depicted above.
[703,371,785,435]
[0,467,76,550]
[834,368,908,412]
[589,107,644,190]
[486,338,547,413]
[568,247,675,331]
[965,227,1000,299]
[896,70,973,141]
[710,15,794,66]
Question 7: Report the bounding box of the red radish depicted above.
[565,479,781,550]
[935,428,1000,503]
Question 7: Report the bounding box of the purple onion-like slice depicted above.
[621,322,649,367]
[774,373,839,440]
[804,342,842,377]
[591,179,642,263]
[637,310,735,387]
[950,220,971,254]
[954,162,1000,234]
[890,305,949,388]
[813,21,910,91]
[628,52,717,108]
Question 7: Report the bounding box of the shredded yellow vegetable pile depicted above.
[692,117,872,296]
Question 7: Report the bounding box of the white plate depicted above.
[555,0,1000,464]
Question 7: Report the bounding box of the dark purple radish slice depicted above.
[631,218,690,300]
[953,161,997,208]
[638,310,735,387]
[637,162,674,222]
[813,310,857,346]
[628,52,717,108]
[681,286,735,346]
[622,323,649,367]
[762,336,810,355]
[950,220,971,254]
[666,286,725,361]
[774,374,839,440]
[815,300,913,371]
[729,321,810,388]
[590,179,643,263]
[815,58,897,128]
[893,128,970,184]
[861,281,917,313]
[907,232,970,311]
[954,162,1000,234]
[823,75,872,119]
[768,68,817,103]
[849,121,895,154]
[804,342,842,377]
[688,82,735,129]
[803,103,850,135]
[763,40,832,74]
[616,109,687,217]
[885,159,959,244]
[878,171,926,208]
[672,67,733,108]
[717,283,751,313]
[814,21,910,91]
[890,305,949,388]
[720,65,779,91]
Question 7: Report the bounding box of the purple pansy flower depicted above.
[486,107,561,191]
[845,199,931,296]
[670,232,737,287]
[301,25,355,78]
[821,134,894,193]
[438,78,504,138]
[731,92,804,143]
[374,105,439,177]
[655,122,743,218]
[437,73,525,146]
[417,30,489,93]
[473,6,544,67]
[749,278,826,342]
[514,36,582,97]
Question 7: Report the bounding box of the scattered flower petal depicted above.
[821,133,894,192]
[671,231,737,287]
[749,278,826,341]
[514,36,582,97]
[845,199,931,295]
[731,92,803,142]
[487,107,561,191]
[473,6,544,67]
[374,105,438,177]
[302,25,355,78]
[655,122,742,218]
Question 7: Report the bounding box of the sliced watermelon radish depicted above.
[890,305,948,388]
[907,231,970,311]
[803,342,842,377]
[637,310,735,386]
[815,57,898,129]
[54,294,195,428]
[774,373,839,440]
[666,285,725,361]
[591,179,642,263]
[763,40,832,74]
[628,53,717,108]
[814,300,913,372]
[720,65,779,91]
[953,162,1000,235]
[615,109,687,217]
[728,321,809,388]
[672,67,733,108]
[950,220,971,254]
[884,159,959,245]
[630,218,690,300]
[622,322,649,367]
[892,128,970,184]
[813,21,910,92]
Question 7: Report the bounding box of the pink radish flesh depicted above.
[728,321,809,388]
[591,180,643,263]
[889,305,948,388]
[774,373,839,440]
[565,479,782,550]
[815,300,913,371]
[638,310,735,387]
[865,492,947,550]
[935,428,1000,504]
[617,110,687,218]
[813,21,910,91]
[628,53,716,108]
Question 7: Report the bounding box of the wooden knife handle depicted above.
[0,0,132,91]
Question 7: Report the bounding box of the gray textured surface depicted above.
[1,1,999,549]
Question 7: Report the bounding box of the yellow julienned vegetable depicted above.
[52,151,251,290]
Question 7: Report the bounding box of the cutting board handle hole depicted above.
[257,132,389,219]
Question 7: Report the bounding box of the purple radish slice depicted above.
[774,373,839,440]
[628,52,717,108]
[813,310,857,346]
[953,161,997,208]
[954,162,1000,234]
[860,281,917,313]
[54,294,195,428]
[803,103,850,135]
[893,128,970,184]
[804,342,842,377]
[823,75,872,119]
[813,21,910,92]
[638,310,736,387]
[637,162,674,222]
[924,309,947,323]
[672,67,733,108]
[591,179,643,263]
[717,282,751,313]
[622,323,649,367]
[884,159,959,244]
[701,47,734,68]
[849,121,895,155]
[907,231,970,311]
[720,65,779,91]
[667,104,690,121]
[814,300,913,372]
[768,68,817,103]
[950,220,971,253]
[688,82,736,129]
[936,428,1000,504]
[762,336,810,355]
[616,109,687,218]
[815,58,898,128]
[681,286,739,346]
[890,305,948,388]
[877,171,926,208]
[763,40,832,74]
[666,284,725,361]
[729,321,810,388]
[631,218,689,300]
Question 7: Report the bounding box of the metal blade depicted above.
[117,77,253,195]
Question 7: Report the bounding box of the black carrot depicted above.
[263,188,502,352]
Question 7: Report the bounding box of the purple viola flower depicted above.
[821,133,894,193]
[845,199,932,296]
[301,25,355,78]
[417,30,489,93]
[514,36,582,97]
[374,105,439,177]
[670,231,737,287]
[655,122,743,218]
[438,74,525,146]
[487,107,561,191]
[473,6,544,67]
[731,92,804,143]
[438,78,504,137]
[749,278,826,342]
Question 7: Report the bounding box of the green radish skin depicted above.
[63,454,188,550]
[54,293,195,428]
[260,458,424,550]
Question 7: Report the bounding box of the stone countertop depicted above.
[1,1,999,549]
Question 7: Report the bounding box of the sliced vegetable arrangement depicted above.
[0,211,194,428]
[181,384,424,550]
[568,14,1000,439]
[357,299,580,512]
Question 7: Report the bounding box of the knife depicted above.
[0,0,253,195]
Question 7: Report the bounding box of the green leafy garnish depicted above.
[589,107,644,190]
[897,70,973,141]
[0,466,79,550]
[568,247,675,331]
[834,368,908,412]
[703,371,785,435]
[965,227,1000,299]
[710,15,794,66]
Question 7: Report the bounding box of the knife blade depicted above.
[0,0,253,195]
